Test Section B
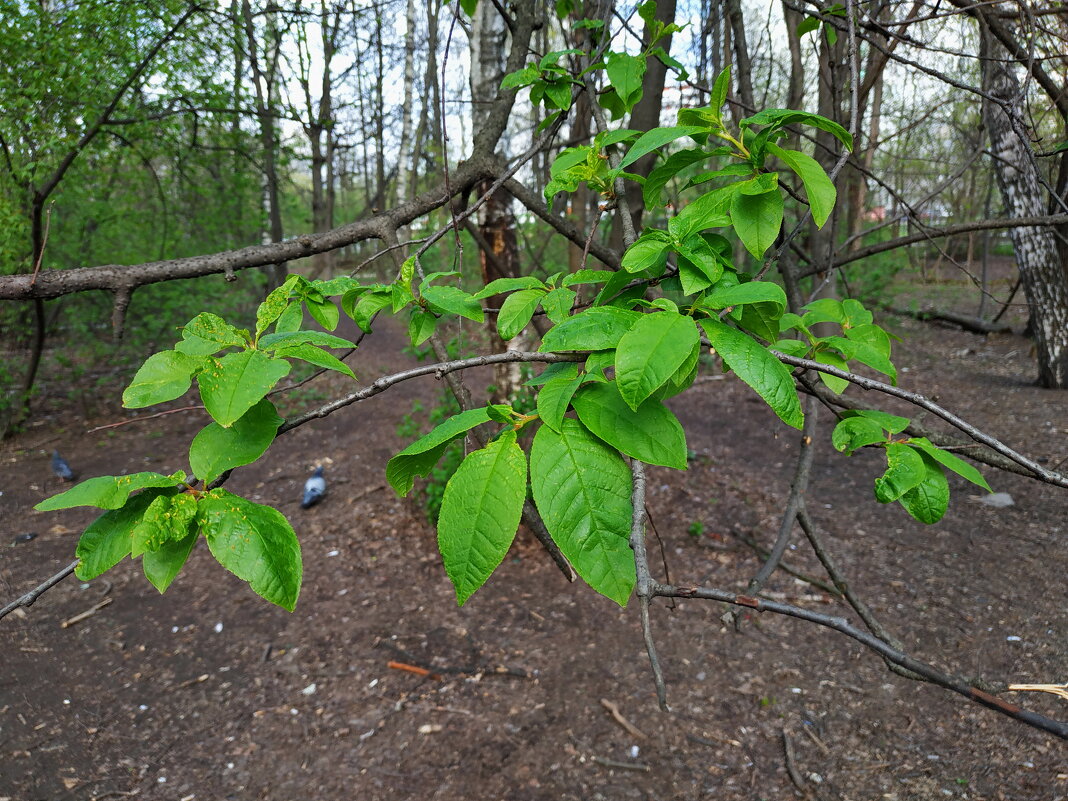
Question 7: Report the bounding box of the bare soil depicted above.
[2,272,1067,801]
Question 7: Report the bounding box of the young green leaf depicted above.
[471,276,545,299]
[540,306,641,351]
[123,350,202,408]
[199,350,291,428]
[709,66,730,118]
[766,143,836,228]
[199,489,302,612]
[530,420,635,606]
[180,313,247,353]
[274,302,304,334]
[615,312,700,410]
[130,492,199,557]
[571,382,687,469]
[621,230,671,273]
[497,289,546,341]
[35,471,186,511]
[189,399,283,486]
[74,488,178,581]
[907,437,992,492]
[408,309,437,346]
[259,330,356,350]
[831,416,887,455]
[421,285,484,322]
[643,148,711,208]
[540,287,576,324]
[730,184,784,259]
[812,350,850,394]
[618,125,704,169]
[306,297,340,331]
[843,408,910,434]
[387,407,501,496]
[536,368,586,432]
[700,318,804,428]
[348,289,393,332]
[142,529,198,593]
[605,51,646,109]
[437,431,527,606]
[897,452,950,524]
[274,343,357,380]
[704,281,787,316]
[874,442,927,503]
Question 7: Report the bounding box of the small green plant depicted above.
[686,520,704,538]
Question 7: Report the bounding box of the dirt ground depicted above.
[2,270,1067,800]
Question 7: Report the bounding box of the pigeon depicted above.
[51,450,75,481]
[301,466,326,509]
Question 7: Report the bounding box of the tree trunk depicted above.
[982,32,1068,387]
[470,0,522,403]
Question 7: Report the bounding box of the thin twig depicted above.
[0,560,79,621]
[654,582,1068,740]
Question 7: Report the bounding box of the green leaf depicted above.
[803,298,845,324]
[731,183,784,259]
[843,408,910,434]
[704,281,787,315]
[540,306,641,351]
[275,343,357,380]
[348,289,392,332]
[671,184,739,239]
[813,350,850,394]
[709,66,730,116]
[200,489,302,611]
[312,276,364,296]
[259,330,356,350]
[537,369,585,432]
[619,125,705,169]
[130,493,199,557]
[189,399,283,486]
[897,452,950,524]
[644,148,711,208]
[123,350,201,408]
[605,51,646,109]
[741,109,853,152]
[563,269,614,287]
[772,338,809,358]
[841,299,875,327]
[738,302,783,342]
[497,289,546,341]
[530,420,635,606]
[199,350,291,428]
[180,313,247,353]
[36,471,185,511]
[907,437,992,492]
[74,488,177,581]
[621,230,671,273]
[306,297,340,331]
[408,309,438,346]
[471,276,545,299]
[387,407,499,496]
[766,142,836,228]
[572,382,687,469]
[795,15,820,36]
[459,0,478,16]
[831,417,887,455]
[615,312,700,410]
[274,302,304,334]
[256,276,299,337]
[437,431,527,605]
[540,287,577,324]
[142,528,198,593]
[874,443,926,503]
[421,285,484,322]
[526,362,579,387]
[700,319,804,428]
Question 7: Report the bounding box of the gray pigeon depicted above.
[51,450,75,481]
[302,466,326,509]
